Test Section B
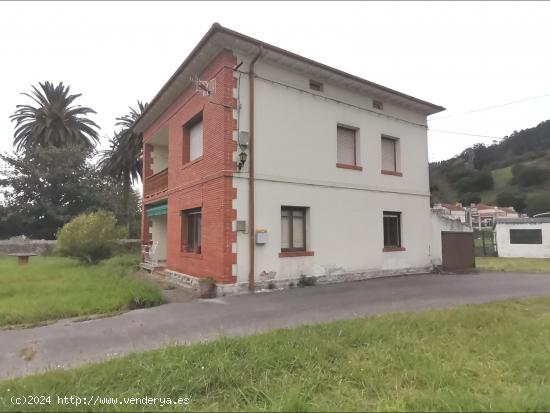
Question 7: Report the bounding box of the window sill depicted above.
[381,170,403,177]
[179,251,203,259]
[383,247,406,252]
[182,156,203,170]
[336,163,363,171]
[279,251,315,258]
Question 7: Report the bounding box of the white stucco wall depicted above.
[231,52,438,284]
[430,213,473,266]
[495,222,550,258]
[150,215,167,261]
[151,145,168,174]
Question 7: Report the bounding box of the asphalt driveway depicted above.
[2,271,550,380]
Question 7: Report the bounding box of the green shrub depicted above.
[454,169,494,193]
[525,193,550,217]
[514,165,550,187]
[495,190,526,213]
[459,192,481,206]
[55,211,123,264]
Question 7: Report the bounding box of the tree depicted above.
[455,169,494,193]
[0,146,137,239]
[525,193,550,217]
[98,101,147,233]
[495,190,526,213]
[512,165,550,188]
[459,192,481,206]
[10,81,99,153]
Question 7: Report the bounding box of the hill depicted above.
[430,120,550,216]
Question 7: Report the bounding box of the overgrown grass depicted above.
[477,256,550,273]
[2,297,550,411]
[0,254,164,327]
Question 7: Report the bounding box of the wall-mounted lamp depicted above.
[238,151,248,171]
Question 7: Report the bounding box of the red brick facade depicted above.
[142,50,238,284]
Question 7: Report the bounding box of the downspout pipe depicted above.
[248,44,263,291]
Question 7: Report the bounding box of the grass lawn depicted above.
[0,254,164,327]
[2,297,550,411]
[476,256,550,273]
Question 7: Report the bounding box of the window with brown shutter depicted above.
[381,136,402,176]
[337,126,357,166]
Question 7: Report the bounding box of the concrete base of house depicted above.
[162,266,435,297]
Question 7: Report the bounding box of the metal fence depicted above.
[473,230,497,257]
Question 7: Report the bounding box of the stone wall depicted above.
[0,240,56,255]
[0,239,141,256]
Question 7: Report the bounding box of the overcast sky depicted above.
[0,1,549,162]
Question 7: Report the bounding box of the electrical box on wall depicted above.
[255,229,268,245]
[239,131,249,148]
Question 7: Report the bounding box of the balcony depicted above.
[144,168,168,199]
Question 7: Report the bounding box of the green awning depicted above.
[146,203,168,217]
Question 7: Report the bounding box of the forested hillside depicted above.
[430,120,550,216]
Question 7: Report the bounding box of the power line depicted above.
[428,93,550,121]
[428,129,501,140]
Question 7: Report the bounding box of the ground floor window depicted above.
[383,211,401,248]
[181,208,201,253]
[281,207,307,251]
[510,228,542,244]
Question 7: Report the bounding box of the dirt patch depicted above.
[20,346,37,361]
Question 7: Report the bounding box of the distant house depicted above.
[468,204,519,229]
[494,218,550,258]
[432,202,467,223]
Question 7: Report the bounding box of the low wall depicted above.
[0,239,141,256]
[430,212,473,266]
[0,240,56,256]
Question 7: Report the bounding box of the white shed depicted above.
[494,218,550,258]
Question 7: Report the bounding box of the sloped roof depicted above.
[132,23,445,134]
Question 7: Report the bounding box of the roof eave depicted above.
[133,22,445,134]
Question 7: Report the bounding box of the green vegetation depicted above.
[55,211,123,264]
[476,256,550,273]
[2,299,550,411]
[0,81,143,239]
[430,120,550,215]
[0,255,163,327]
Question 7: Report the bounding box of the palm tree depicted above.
[10,81,100,153]
[98,101,148,233]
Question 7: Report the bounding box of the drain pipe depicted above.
[248,44,263,291]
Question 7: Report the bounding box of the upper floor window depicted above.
[337,125,358,167]
[381,136,401,175]
[183,114,203,164]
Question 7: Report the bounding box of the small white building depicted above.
[494,218,550,258]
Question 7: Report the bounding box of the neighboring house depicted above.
[469,204,520,229]
[494,218,550,258]
[135,23,445,292]
[432,202,467,223]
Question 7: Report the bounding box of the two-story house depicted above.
[135,24,445,293]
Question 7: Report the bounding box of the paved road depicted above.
[2,271,550,380]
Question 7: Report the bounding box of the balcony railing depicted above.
[144,168,168,197]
